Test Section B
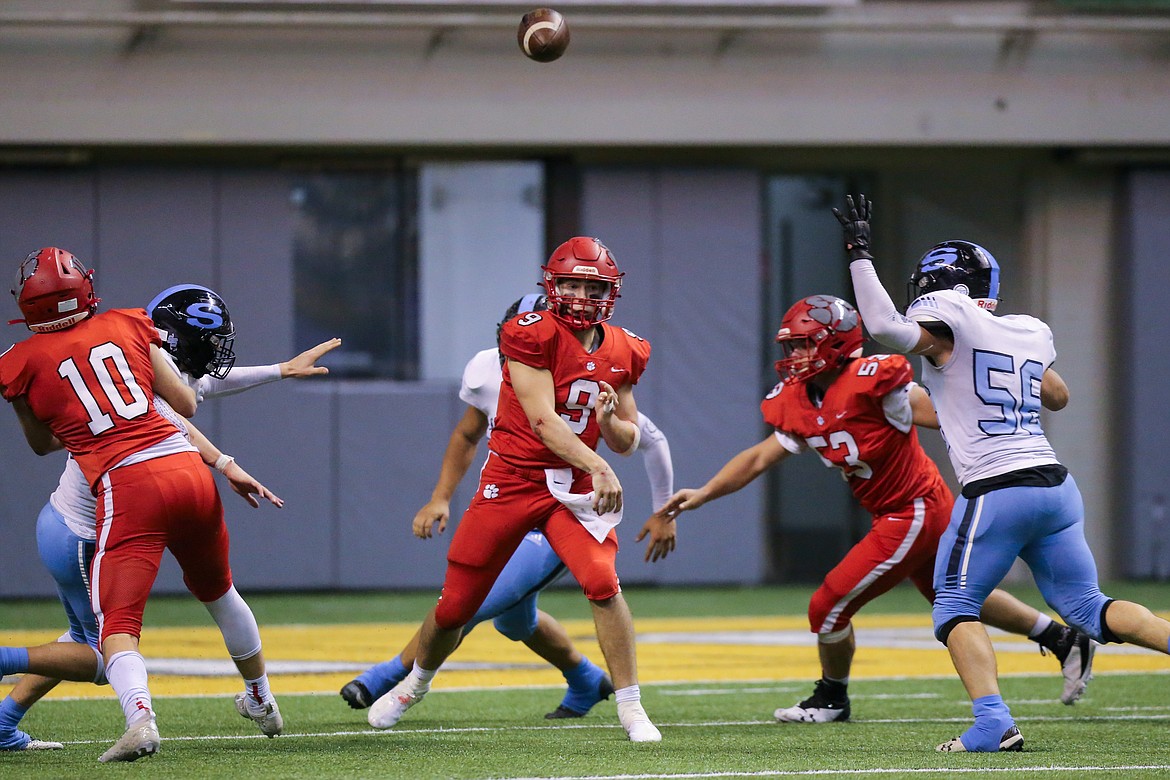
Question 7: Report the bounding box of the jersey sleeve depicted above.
[123,308,166,347]
[459,349,502,417]
[0,343,29,400]
[624,328,651,384]
[500,313,555,370]
[866,354,915,398]
[906,289,971,329]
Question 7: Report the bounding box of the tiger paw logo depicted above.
[483,484,499,499]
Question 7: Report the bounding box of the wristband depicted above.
[214,454,236,473]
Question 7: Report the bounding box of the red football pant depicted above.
[807,478,952,634]
[435,453,620,630]
[91,452,232,645]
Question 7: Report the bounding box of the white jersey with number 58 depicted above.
[906,290,1060,486]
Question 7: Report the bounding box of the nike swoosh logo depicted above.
[835,412,847,419]
[610,367,627,373]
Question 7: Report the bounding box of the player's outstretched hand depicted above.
[222,462,284,509]
[659,487,706,517]
[591,466,623,515]
[832,194,874,261]
[635,511,677,562]
[412,499,450,539]
[281,338,342,378]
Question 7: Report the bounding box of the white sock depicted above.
[243,674,272,705]
[1029,613,1054,640]
[105,650,153,726]
[203,586,262,660]
[407,662,436,694]
[614,684,641,705]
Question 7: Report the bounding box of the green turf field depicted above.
[3,583,1170,778]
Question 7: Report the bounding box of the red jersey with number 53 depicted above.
[760,354,944,515]
[0,308,181,488]
[492,312,650,469]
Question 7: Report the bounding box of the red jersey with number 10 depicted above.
[0,308,181,488]
[760,354,945,515]
[492,312,650,469]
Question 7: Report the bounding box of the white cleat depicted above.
[98,716,160,763]
[235,693,284,738]
[617,701,662,743]
[18,738,65,751]
[368,681,427,729]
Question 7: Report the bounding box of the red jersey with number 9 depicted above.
[0,308,182,488]
[760,354,945,515]
[492,312,650,468]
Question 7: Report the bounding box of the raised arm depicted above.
[510,358,623,514]
[834,195,952,363]
[413,405,490,539]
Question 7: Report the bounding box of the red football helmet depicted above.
[541,237,623,329]
[774,295,864,382]
[10,247,100,333]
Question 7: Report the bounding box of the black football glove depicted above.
[832,194,873,262]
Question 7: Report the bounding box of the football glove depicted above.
[832,194,874,262]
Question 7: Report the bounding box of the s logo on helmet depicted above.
[184,302,224,330]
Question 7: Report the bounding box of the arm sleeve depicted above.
[197,364,283,400]
[850,259,924,353]
[635,412,674,511]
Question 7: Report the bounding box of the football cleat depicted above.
[1040,626,1096,705]
[937,724,1024,753]
[368,681,426,729]
[617,701,661,743]
[340,680,374,710]
[774,679,851,723]
[235,693,284,738]
[98,716,160,763]
[0,729,64,751]
[546,673,615,719]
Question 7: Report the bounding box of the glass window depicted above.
[291,170,419,379]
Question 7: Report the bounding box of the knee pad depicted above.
[435,593,479,630]
[578,564,620,602]
[807,585,843,633]
[493,605,538,642]
[818,624,853,644]
[935,615,980,645]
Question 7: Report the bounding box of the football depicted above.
[517,8,570,63]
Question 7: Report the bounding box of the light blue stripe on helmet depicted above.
[146,283,217,314]
[518,292,544,314]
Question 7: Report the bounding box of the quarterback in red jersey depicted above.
[0,248,263,762]
[660,294,1095,724]
[366,237,662,742]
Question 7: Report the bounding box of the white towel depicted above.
[545,468,622,543]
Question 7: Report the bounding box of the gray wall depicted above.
[0,164,766,596]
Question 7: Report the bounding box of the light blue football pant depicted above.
[35,502,101,650]
[473,530,568,639]
[932,474,1112,643]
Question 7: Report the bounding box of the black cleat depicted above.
[544,675,615,719]
[340,680,373,710]
[774,679,851,723]
[1040,625,1096,704]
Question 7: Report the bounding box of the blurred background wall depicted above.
[0,0,1165,595]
